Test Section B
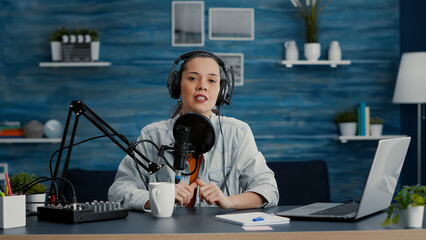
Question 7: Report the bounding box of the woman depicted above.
[108,51,278,211]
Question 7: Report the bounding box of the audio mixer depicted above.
[37,200,128,223]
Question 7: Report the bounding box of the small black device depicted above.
[167,50,235,107]
[37,201,128,224]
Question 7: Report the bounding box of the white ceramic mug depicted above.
[149,182,175,218]
[26,193,46,213]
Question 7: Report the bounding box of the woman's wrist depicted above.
[221,196,236,209]
[226,192,266,210]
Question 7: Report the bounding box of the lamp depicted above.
[393,52,426,184]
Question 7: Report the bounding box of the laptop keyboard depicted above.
[311,203,359,216]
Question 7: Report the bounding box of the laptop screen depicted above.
[355,137,411,219]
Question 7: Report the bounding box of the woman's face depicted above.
[180,57,220,119]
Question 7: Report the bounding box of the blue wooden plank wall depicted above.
[0,0,400,202]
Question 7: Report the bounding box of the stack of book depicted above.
[357,102,370,136]
[0,121,24,138]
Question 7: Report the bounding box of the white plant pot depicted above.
[50,41,62,61]
[404,205,424,228]
[370,124,383,137]
[26,193,46,213]
[339,122,357,136]
[91,41,100,61]
[304,43,321,61]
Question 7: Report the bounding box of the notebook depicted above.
[276,137,411,221]
[215,212,290,226]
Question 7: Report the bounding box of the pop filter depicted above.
[173,113,215,156]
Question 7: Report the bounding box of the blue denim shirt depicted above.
[108,113,279,211]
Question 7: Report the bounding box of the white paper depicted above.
[215,212,290,226]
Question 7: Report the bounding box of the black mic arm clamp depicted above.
[158,144,196,169]
[158,142,197,184]
[158,145,173,159]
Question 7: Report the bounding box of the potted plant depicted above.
[334,111,357,136]
[383,185,426,228]
[50,27,71,61]
[9,171,47,213]
[370,117,384,137]
[86,29,100,61]
[290,0,328,61]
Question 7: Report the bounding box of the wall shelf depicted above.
[337,135,407,143]
[39,62,111,67]
[280,60,351,68]
[0,138,61,144]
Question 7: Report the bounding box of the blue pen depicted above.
[252,216,264,222]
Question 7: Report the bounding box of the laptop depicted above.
[276,137,411,221]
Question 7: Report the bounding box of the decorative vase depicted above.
[26,193,46,213]
[23,120,44,138]
[284,41,299,61]
[338,122,357,136]
[328,41,342,61]
[404,205,424,228]
[50,41,62,61]
[91,41,100,61]
[304,43,321,61]
[370,124,383,137]
[43,119,63,139]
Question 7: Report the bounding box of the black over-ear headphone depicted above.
[167,50,235,107]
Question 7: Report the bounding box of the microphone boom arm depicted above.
[50,100,163,203]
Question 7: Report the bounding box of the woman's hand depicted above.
[175,181,198,206]
[196,179,234,209]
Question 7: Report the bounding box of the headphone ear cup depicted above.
[216,79,229,107]
[167,71,181,99]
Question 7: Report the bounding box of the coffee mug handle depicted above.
[152,189,161,214]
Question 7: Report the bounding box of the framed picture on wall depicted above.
[215,53,244,86]
[172,1,204,46]
[209,8,254,41]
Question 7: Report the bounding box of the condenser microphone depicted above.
[173,125,194,183]
[172,113,215,183]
